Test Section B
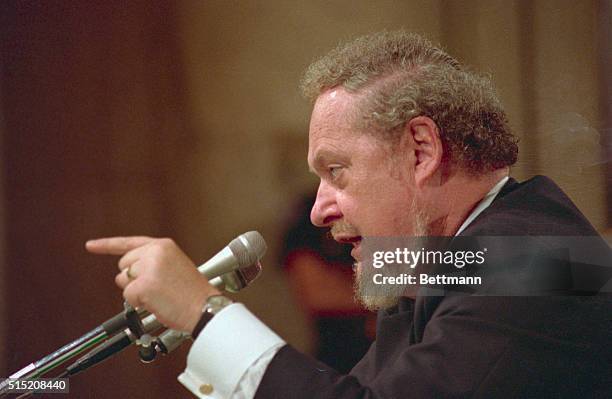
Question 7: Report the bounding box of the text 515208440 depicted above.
[0,378,69,394]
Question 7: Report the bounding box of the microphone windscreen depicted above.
[229,231,267,267]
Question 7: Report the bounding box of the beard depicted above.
[351,198,432,311]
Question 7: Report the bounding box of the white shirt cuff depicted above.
[178,303,285,398]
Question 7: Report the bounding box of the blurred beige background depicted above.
[1,0,610,397]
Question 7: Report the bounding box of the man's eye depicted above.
[329,166,343,179]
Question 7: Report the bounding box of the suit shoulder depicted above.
[465,176,600,236]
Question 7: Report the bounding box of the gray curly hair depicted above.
[301,31,518,174]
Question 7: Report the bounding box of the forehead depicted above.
[307,88,394,171]
[307,89,360,162]
[310,87,358,123]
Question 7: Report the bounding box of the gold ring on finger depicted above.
[126,265,135,281]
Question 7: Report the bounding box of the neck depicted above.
[427,168,508,236]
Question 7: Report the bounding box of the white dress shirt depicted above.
[178,176,509,398]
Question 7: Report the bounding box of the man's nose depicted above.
[310,181,342,227]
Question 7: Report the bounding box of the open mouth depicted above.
[334,235,362,245]
[334,235,362,259]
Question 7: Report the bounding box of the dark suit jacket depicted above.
[256,176,612,398]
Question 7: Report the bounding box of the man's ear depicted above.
[405,116,443,187]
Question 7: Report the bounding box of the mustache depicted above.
[330,220,360,239]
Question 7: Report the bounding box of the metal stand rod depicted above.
[0,330,107,396]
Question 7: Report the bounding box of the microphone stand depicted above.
[60,262,263,378]
[0,303,147,396]
[2,231,266,397]
[0,270,241,395]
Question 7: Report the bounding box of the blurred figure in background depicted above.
[280,194,374,373]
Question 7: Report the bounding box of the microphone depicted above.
[197,231,266,279]
[5,231,267,383]
[63,238,265,376]
[208,260,263,293]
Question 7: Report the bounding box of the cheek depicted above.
[338,172,413,229]
[335,191,371,228]
[337,191,385,227]
[335,193,356,218]
[367,187,415,233]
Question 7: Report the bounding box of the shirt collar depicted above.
[455,176,509,236]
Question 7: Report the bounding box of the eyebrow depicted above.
[308,159,321,175]
[308,150,331,172]
[308,148,347,174]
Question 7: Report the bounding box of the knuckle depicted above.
[158,238,175,249]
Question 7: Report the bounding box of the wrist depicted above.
[191,294,233,339]
[185,287,222,332]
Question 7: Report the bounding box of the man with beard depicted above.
[87,31,611,398]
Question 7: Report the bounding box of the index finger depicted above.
[86,236,155,255]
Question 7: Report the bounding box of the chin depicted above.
[356,293,400,312]
[352,264,402,311]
